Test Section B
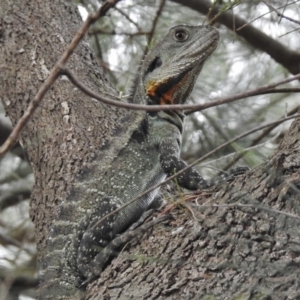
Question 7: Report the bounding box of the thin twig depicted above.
[278,26,300,38]
[186,182,300,221]
[0,0,120,158]
[89,29,149,36]
[60,67,300,113]
[114,6,142,31]
[221,105,300,171]
[262,0,300,26]
[144,0,166,55]
[193,203,300,221]
[202,128,281,170]
[236,0,300,31]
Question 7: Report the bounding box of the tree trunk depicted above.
[86,120,300,299]
[1,1,300,299]
[1,0,126,297]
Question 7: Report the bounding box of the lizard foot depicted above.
[208,165,249,186]
[81,213,171,287]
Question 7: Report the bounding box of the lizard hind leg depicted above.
[77,194,165,283]
[76,197,118,280]
[80,209,171,287]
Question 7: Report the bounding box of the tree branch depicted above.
[59,67,300,114]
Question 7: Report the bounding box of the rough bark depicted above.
[85,118,300,299]
[1,0,121,281]
[1,0,300,299]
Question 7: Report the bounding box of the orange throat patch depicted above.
[146,72,191,105]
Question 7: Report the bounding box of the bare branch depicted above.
[144,0,167,55]
[60,67,300,114]
[115,6,142,31]
[89,29,149,36]
[262,0,300,26]
[237,0,300,31]
[221,105,300,171]
[0,119,25,159]
[0,232,34,255]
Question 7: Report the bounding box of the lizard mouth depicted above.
[146,66,194,105]
[143,26,219,106]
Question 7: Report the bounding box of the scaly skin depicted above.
[38,24,219,299]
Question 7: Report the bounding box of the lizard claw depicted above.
[80,275,97,288]
[208,165,249,185]
[228,165,250,177]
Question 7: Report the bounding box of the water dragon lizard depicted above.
[39,24,220,299]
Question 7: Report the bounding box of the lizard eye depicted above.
[173,29,189,42]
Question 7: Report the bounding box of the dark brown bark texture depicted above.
[0,0,121,270]
[1,0,300,299]
[86,121,300,299]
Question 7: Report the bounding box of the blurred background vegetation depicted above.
[1,0,299,298]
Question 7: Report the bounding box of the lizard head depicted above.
[142,25,219,106]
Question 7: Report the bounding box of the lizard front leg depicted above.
[159,139,249,190]
[159,138,210,190]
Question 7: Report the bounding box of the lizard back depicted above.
[38,24,219,299]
